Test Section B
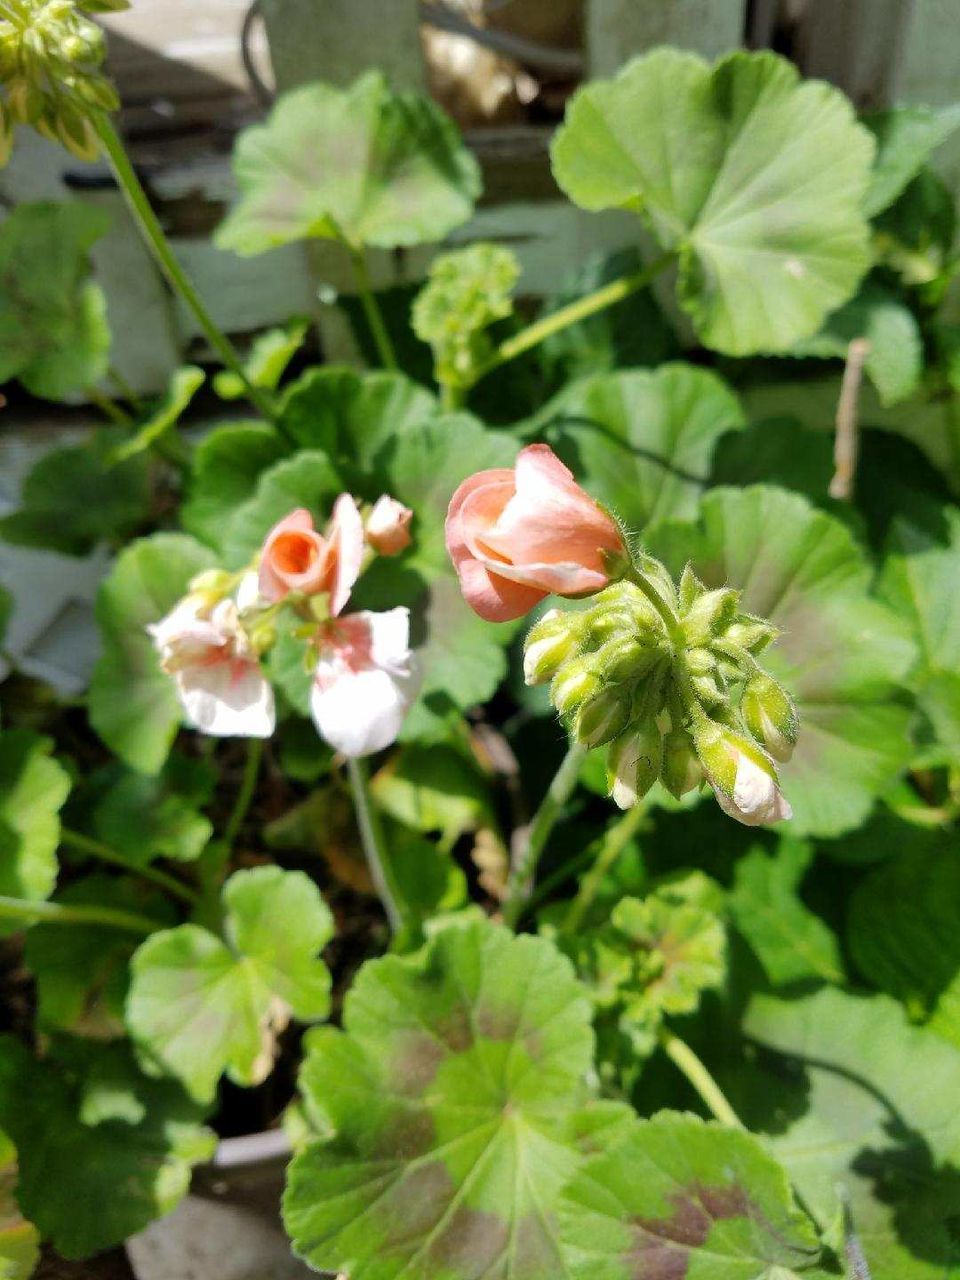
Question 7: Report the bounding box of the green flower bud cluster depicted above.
[0,0,127,164]
[523,557,798,820]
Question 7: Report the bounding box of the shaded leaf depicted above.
[91,752,216,865]
[126,866,333,1103]
[552,49,873,355]
[213,318,309,399]
[221,449,343,568]
[863,103,960,217]
[0,731,70,937]
[180,420,288,551]
[216,71,480,255]
[0,1130,39,1280]
[88,534,217,774]
[730,839,844,985]
[371,744,495,847]
[283,920,596,1279]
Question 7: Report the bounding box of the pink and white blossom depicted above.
[365,495,413,556]
[258,496,363,614]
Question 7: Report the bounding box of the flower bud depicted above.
[682,587,740,645]
[690,671,727,710]
[661,726,703,799]
[721,618,778,654]
[742,674,798,763]
[694,721,791,827]
[550,658,601,717]
[608,723,663,809]
[189,568,236,597]
[685,647,715,677]
[574,685,631,748]
[523,609,580,686]
[594,633,662,683]
[364,494,412,556]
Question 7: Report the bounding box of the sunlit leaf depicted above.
[213,318,309,399]
[552,49,873,355]
[216,71,480,255]
[126,866,333,1103]
[0,730,71,937]
[371,745,496,847]
[109,366,205,463]
[0,1130,38,1280]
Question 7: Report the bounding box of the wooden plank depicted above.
[586,0,746,75]
[798,0,912,110]
[893,0,960,187]
[259,0,425,92]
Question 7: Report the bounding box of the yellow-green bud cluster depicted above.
[0,0,126,163]
[523,559,798,814]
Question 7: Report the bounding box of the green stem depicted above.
[93,114,275,422]
[440,382,465,412]
[658,1026,744,1129]
[473,251,674,385]
[108,365,144,415]
[347,757,403,933]
[60,828,197,905]
[0,894,157,935]
[346,244,398,370]
[222,738,263,851]
[502,740,588,929]
[88,385,133,427]
[625,565,682,644]
[563,801,647,934]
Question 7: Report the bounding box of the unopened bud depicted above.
[523,609,579,686]
[595,633,662,683]
[685,647,715,677]
[690,671,727,709]
[551,658,600,717]
[364,494,412,556]
[678,564,704,614]
[722,618,778,654]
[189,568,235,596]
[608,723,663,809]
[694,720,791,827]
[742,674,798,763]
[682,587,740,645]
[661,726,703,799]
[574,685,631,748]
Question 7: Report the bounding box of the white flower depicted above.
[364,494,413,556]
[712,750,792,826]
[148,594,274,738]
[310,608,420,757]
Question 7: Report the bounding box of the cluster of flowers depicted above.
[445,444,795,827]
[150,493,419,758]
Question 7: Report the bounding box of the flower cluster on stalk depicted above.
[446,443,796,827]
[149,494,420,759]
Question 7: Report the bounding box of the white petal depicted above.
[177,660,275,738]
[311,666,416,757]
[235,570,263,612]
[713,753,792,826]
[362,607,413,673]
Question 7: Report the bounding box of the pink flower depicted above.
[365,494,413,556]
[310,608,420,757]
[258,496,363,615]
[445,444,626,622]
[148,594,274,738]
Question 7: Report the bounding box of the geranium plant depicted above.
[1,5,959,1278]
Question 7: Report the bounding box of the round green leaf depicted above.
[126,866,333,1103]
[652,486,917,836]
[551,49,874,355]
[222,449,344,567]
[215,71,481,255]
[559,1112,827,1279]
[526,364,744,533]
[91,753,215,866]
[283,920,595,1280]
[180,420,288,551]
[0,730,71,937]
[88,534,217,775]
[863,103,960,217]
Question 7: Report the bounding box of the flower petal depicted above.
[177,659,275,737]
[311,666,416,757]
[327,493,365,616]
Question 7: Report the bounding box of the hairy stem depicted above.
[502,740,588,928]
[93,114,275,421]
[347,245,398,370]
[60,828,197,905]
[347,756,403,933]
[657,1027,744,1129]
[0,893,157,935]
[222,738,263,852]
[563,801,647,933]
[829,336,870,501]
[473,251,674,385]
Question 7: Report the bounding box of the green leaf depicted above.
[0,1130,39,1280]
[863,103,960,217]
[180,420,288,551]
[371,744,496,846]
[282,920,596,1279]
[88,534,217,774]
[744,987,960,1277]
[411,243,519,390]
[652,486,917,836]
[875,167,957,284]
[849,841,960,1039]
[0,427,150,556]
[551,49,873,355]
[25,874,176,1037]
[222,449,344,568]
[730,839,844,985]
[0,731,70,936]
[109,365,205,463]
[559,1112,827,1279]
[91,752,215,865]
[0,201,111,399]
[794,279,923,406]
[215,71,481,255]
[0,1037,214,1260]
[126,866,333,1103]
[212,318,309,399]
[527,364,744,533]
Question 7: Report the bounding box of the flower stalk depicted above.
[0,893,158,935]
[347,756,403,934]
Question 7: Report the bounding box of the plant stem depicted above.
[563,801,647,934]
[222,738,263,852]
[440,382,465,412]
[347,756,403,934]
[59,828,197,905]
[109,365,144,414]
[0,894,157,935]
[658,1026,744,1130]
[93,113,275,422]
[473,251,674,385]
[625,566,682,644]
[87,385,133,427]
[502,739,588,929]
[346,244,398,370]
[829,336,870,501]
